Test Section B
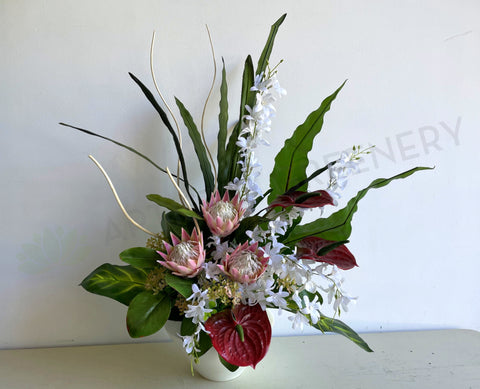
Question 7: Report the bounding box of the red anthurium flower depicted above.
[204,304,271,368]
[296,236,358,270]
[268,190,334,209]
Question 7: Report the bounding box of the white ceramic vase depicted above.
[164,309,274,382]
[164,320,246,381]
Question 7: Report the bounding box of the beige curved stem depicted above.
[201,24,218,188]
[88,155,156,237]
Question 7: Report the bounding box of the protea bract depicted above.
[202,190,245,237]
[219,242,268,284]
[157,229,205,277]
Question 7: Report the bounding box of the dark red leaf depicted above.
[204,304,271,368]
[296,236,358,270]
[268,190,334,209]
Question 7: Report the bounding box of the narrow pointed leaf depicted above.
[128,73,197,210]
[268,81,346,203]
[313,316,373,352]
[146,194,202,219]
[217,58,229,188]
[205,304,271,368]
[59,123,167,173]
[175,97,215,197]
[256,13,287,76]
[284,166,432,244]
[126,291,171,338]
[80,264,148,306]
[119,247,162,268]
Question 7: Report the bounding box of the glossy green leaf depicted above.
[175,97,215,197]
[119,247,162,268]
[164,272,194,298]
[128,73,198,211]
[161,211,195,240]
[146,194,202,219]
[126,291,171,338]
[284,166,432,244]
[313,316,373,352]
[256,13,287,76]
[268,81,346,203]
[217,58,229,190]
[80,264,148,306]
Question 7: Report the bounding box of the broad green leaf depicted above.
[80,264,148,306]
[128,73,198,211]
[126,291,171,338]
[313,316,373,352]
[217,58,229,190]
[161,211,195,240]
[164,272,194,298]
[175,97,215,197]
[180,317,213,357]
[256,13,287,76]
[223,55,255,190]
[146,194,202,219]
[284,166,432,244]
[268,81,346,203]
[119,247,162,268]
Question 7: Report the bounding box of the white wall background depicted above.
[1,0,479,349]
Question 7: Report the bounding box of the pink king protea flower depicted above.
[157,229,205,278]
[202,190,245,237]
[218,242,268,284]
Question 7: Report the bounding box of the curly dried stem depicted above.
[88,155,156,236]
[201,24,218,187]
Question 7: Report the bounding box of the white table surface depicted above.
[0,329,478,388]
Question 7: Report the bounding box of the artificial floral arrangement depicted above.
[62,14,429,372]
